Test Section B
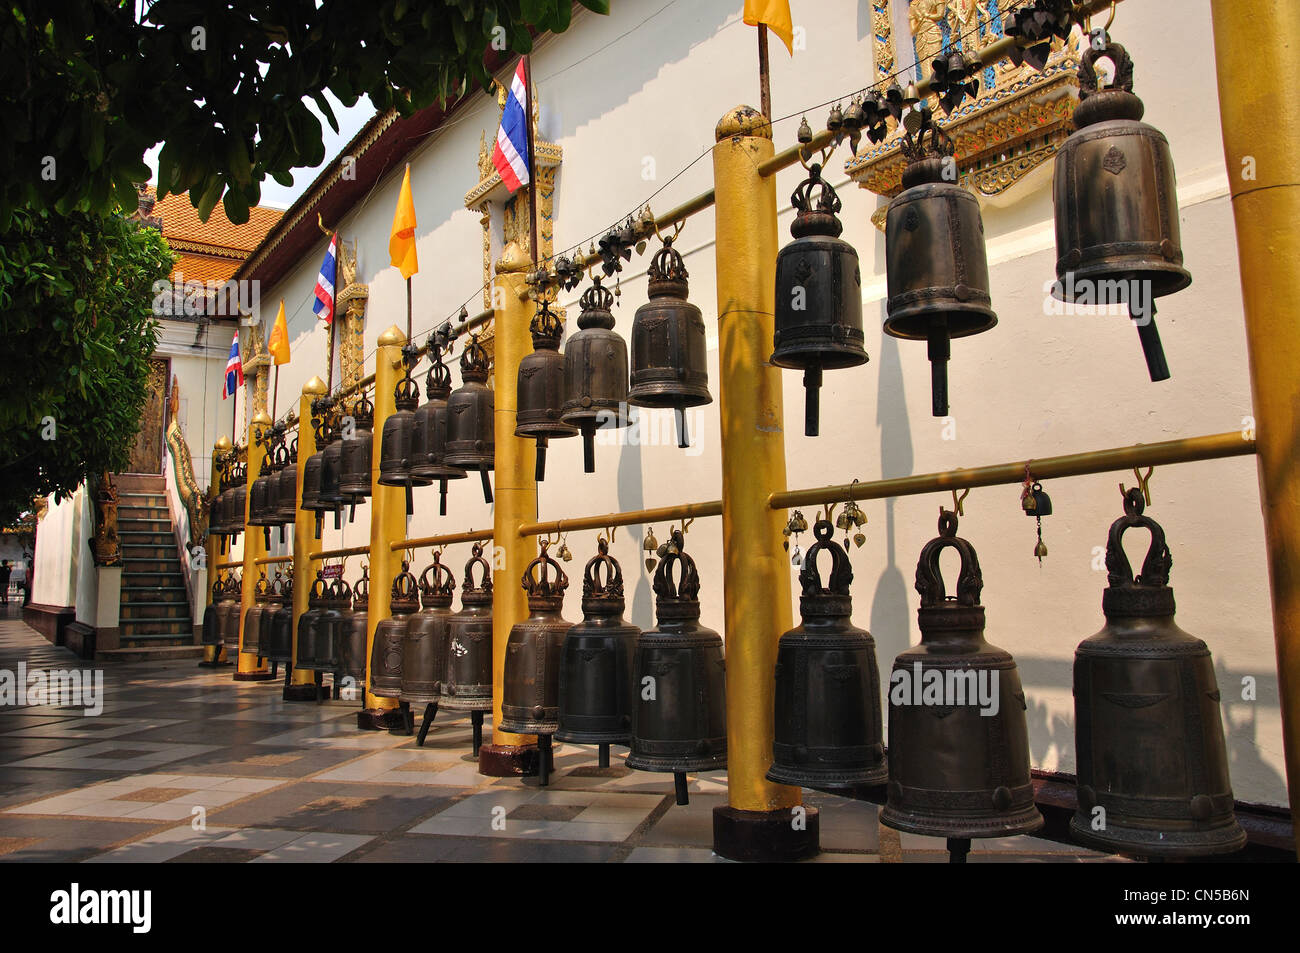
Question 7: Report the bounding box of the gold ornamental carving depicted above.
[334,237,369,403]
[166,376,208,545]
[90,471,121,567]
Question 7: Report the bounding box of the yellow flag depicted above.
[389,164,419,280]
[268,299,290,365]
[744,0,794,55]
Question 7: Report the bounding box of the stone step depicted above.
[119,558,181,575]
[119,529,174,544]
[119,515,170,527]
[100,645,204,662]
[120,603,190,620]
[119,618,193,635]
[121,544,179,561]
[122,571,186,589]
[120,494,167,509]
[121,585,188,601]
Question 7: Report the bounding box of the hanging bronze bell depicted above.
[402,554,456,706]
[318,402,347,527]
[772,163,868,437]
[258,572,279,661]
[266,571,294,665]
[371,562,418,698]
[769,518,887,788]
[444,335,495,504]
[202,575,224,647]
[884,106,997,417]
[628,239,711,449]
[1072,489,1245,857]
[556,537,639,748]
[338,393,375,511]
[441,543,495,713]
[501,542,572,735]
[339,567,370,685]
[516,301,577,482]
[296,570,328,672]
[1053,35,1187,382]
[378,364,430,516]
[881,511,1043,841]
[626,529,727,802]
[219,572,242,654]
[274,435,299,528]
[325,576,352,673]
[561,276,631,473]
[410,336,466,516]
[226,461,247,542]
[299,400,329,538]
[242,572,270,658]
[248,433,277,541]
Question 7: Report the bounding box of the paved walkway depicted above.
[0,613,1119,863]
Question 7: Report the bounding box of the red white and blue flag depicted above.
[222,331,243,400]
[492,58,531,194]
[313,232,337,325]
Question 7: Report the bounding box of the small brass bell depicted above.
[796,116,812,144]
[628,238,711,449]
[444,335,496,504]
[643,526,659,573]
[826,103,843,135]
[370,562,418,698]
[1023,480,1052,563]
[516,300,577,482]
[772,162,868,437]
[402,554,456,715]
[1053,34,1188,382]
[557,540,573,562]
[410,333,467,517]
[1072,489,1245,857]
[561,276,631,473]
[884,106,997,417]
[441,543,494,755]
[769,518,887,787]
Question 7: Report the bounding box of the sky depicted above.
[143,92,379,211]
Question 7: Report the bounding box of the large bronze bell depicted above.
[441,543,494,756]
[377,361,429,516]
[628,239,711,449]
[402,554,456,707]
[338,567,370,686]
[223,460,246,544]
[266,571,294,665]
[201,575,224,647]
[769,517,886,788]
[242,571,270,658]
[444,334,495,504]
[772,163,868,437]
[338,393,375,516]
[1072,489,1244,857]
[371,562,418,698]
[881,511,1042,856]
[501,541,572,745]
[884,106,997,417]
[560,277,631,473]
[257,572,279,663]
[219,571,242,654]
[556,536,638,760]
[410,333,466,516]
[516,300,577,482]
[626,529,726,805]
[318,402,347,529]
[323,576,351,674]
[299,400,331,539]
[247,434,277,547]
[274,435,298,530]
[1053,35,1187,382]
[296,570,328,672]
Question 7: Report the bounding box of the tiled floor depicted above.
[0,613,1121,863]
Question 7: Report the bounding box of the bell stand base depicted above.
[479,740,541,777]
[281,661,319,701]
[411,702,439,746]
[712,805,820,863]
[232,668,276,682]
[356,707,407,731]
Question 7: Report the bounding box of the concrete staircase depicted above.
[114,474,201,659]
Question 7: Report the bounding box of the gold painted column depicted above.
[236,412,275,679]
[710,105,816,860]
[360,327,406,729]
[288,378,328,698]
[479,248,541,775]
[203,436,231,665]
[1211,0,1300,850]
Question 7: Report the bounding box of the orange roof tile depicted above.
[171,253,242,284]
[141,186,283,253]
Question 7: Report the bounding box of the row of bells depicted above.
[769,494,1243,857]
[770,32,1187,430]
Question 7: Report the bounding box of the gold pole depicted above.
[710,104,810,860]
[310,544,372,561]
[520,500,723,538]
[1211,0,1300,851]
[204,436,231,665]
[236,412,273,678]
[479,248,540,774]
[360,328,407,727]
[392,530,493,551]
[290,377,328,696]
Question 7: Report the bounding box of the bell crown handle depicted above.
[331,576,352,602]
[800,519,853,597]
[522,541,569,598]
[583,537,625,599]
[653,528,700,602]
[647,239,689,284]
[310,573,329,600]
[419,554,457,596]
[463,541,494,594]
[914,509,984,607]
[1105,487,1171,588]
[391,561,419,599]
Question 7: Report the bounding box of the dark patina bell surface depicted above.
[1072,489,1244,857]
[769,518,886,788]
[378,373,431,488]
[626,529,727,774]
[321,577,351,671]
[257,573,281,660]
[410,354,468,484]
[445,336,495,473]
[266,573,294,664]
[300,400,329,515]
[201,576,225,646]
[560,277,631,472]
[885,108,997,417]
[338,394,375,500]
[318,411,346,514]
[441,543,494,712]
[517,304,578,441]
[628,239,711,448]
[218,571,242,651]
[402,554,456,706]
[556,537,638,745]
[881,511,1043,839]
[242,572,270,657]
[371,563,418,698]
[274,436,299,525]
[228,464,247,540]
[501,542,572,735]
[296,571,328,671]
[248,455,276,528]
[338,568,370,684]
[1053,38,1186,382]
[772,163,868,437]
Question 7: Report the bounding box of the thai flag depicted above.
[492,58,531,194]
[222,331,243,400]
[313,233,337,325]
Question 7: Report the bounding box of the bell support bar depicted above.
[308,544,371,562]
[390,529,494,551]
[520,500,723,539]
[212,560,243,570]
[770,431,1256,511]
[254,555,293,566]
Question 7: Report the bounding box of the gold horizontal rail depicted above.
[520,499,723,538]
[309,544,371,561]
[390,529,494,551]
[254,555,293,566]
[770,432,1257,511]
[212,560,242,570]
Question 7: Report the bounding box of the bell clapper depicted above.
[803,366,822,437]
[438,478,447,517]
[927,319,951,418]
[479,469,493,505]
[1130,301,1171,383]
[674,771,689,806]
[675,406,689,449]
[947,837,971,864]
[535,435,548,482]
[598,743,610,769]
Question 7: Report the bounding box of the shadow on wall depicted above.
[617,436,654,633]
